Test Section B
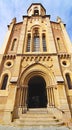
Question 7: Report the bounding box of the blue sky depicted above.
[0,0,72,48]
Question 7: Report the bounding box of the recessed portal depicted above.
[27,76,47,108]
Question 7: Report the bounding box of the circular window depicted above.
[62,61,67,66]
[6,62,11,66]
[4,60,13,68]
[61,59,70,67]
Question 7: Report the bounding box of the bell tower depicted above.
[27,3,46,16]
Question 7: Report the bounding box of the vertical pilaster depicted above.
[17,17,28,54]
[57,17,72,53]
[46,17,56,53]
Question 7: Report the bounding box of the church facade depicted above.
[0,3,72,125]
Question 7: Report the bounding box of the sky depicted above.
[0,0,72,48]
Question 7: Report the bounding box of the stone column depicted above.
[18,85,28,115]
[21,85,28,113]
[51,87,55,106]
[46,87,49,107]
[24,85,28,112]
[18,86,23,116]
[19,87,23,107]
[47,86,55,107]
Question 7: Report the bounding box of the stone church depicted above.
[0,3,72,127]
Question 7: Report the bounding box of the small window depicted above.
[62,61,67,66]
[26,34,31,52]
[65,73,72,89]
[57,38,61,50]
[32,28,40,52]
[4,60,13,68]
[61,60,70,67]
[42,34,47,52]
[6,61,11,67]
[34,7,39,15]
[11,38,17,51]
[1,74,8,90]
[33,35,40,52]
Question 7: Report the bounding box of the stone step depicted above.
[26,109,48,114]
[20,113,55,118]
[13,116,64,127]
[13,108,64,127]
[29,108,47,111]
[19,116,57,120]
[28,108,47,111]
[19,117,58,122]
[27,111,48,114]
[14,120,64,127]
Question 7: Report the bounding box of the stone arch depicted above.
[18,63,56,87]
[0,70,11,90]
[63,69,72,81]
[1,74,8,90]
[16,63,57,110]
[64,69,72,89]
[31,25,41,30]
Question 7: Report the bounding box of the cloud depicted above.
[0,0,72,48]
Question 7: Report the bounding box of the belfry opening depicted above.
[27,76,47,108]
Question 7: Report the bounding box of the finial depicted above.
[57,16,62,23]
[10,17,16,25]
[12,17,16,23]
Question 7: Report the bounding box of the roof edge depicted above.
[27,3,46,13]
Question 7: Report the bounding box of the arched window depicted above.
[26,34,31,52]
[42,34,47,52]
[34,7,39,15]
[65,73,72,89]
[33,35,40,52]
[11,38,17,51]
[33,29,40,52]
[1,74,8,90]
[57,38,61,50]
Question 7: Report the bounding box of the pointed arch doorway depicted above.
[27,76,47,108]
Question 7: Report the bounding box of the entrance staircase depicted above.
[13,108,65,127]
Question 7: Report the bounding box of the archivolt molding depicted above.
[18,63,56,87]
[31,25,41,30]
[22,62,52,71]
